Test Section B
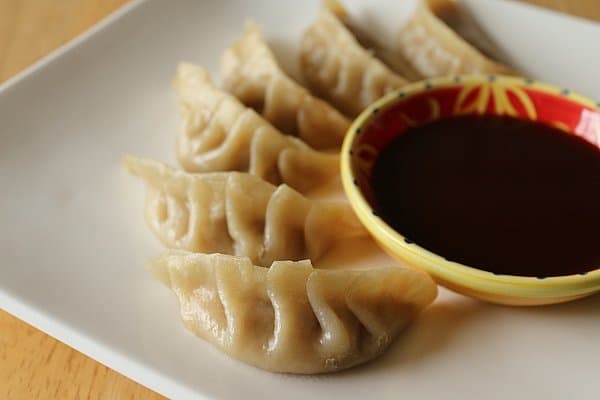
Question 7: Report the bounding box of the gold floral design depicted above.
[354,143,379,177]
[453,81,537,119]
[399,98,441,127]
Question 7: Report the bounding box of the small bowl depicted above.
[341,75,600,306]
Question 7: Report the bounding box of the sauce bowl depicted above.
[341,75,600,305]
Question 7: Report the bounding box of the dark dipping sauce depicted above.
[372,115,600,277]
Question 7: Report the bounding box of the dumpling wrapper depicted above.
[221,22,350,150]
[371,0,513,80]
[124,155,366,267]
[148,250,438,374]
[174,63,339,194]
[300,1,408,118]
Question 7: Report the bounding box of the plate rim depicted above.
[0,1,205,398]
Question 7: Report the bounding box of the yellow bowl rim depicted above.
[340,74,600,300]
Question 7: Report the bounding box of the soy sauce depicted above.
[372,115,600,277]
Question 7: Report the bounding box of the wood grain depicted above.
[517,0,600,21]
[0,0,598,399]
[0,312,164,400]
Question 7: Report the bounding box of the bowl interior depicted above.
[350,76,600,209]
[346,75,600,289]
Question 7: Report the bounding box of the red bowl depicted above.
[341,75,600,305]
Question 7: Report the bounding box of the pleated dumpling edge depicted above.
[147,250,438,374]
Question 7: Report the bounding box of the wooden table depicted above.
[1,1,599,398]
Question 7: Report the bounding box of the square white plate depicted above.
[1,1,599,399]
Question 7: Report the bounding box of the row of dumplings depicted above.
[125,0,509,374]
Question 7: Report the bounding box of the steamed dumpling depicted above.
[221,22,350,149]
[174,63,339,194]
[377,0,513,80]
[148,250,438,374]
[300,1,408,117]
[124,156,366,266]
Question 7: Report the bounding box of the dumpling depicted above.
[124,156,366,266]
[299,1,408,117]
[221,22,350,150]
[148,250,438,374]
[374,0,513,80]
[174,63,339,194]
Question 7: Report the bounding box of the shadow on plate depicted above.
[376,297,482,366]
[328,291,599,378]
[319,294,483,379]
[510,291,600,318]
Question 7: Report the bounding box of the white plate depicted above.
[1,1,599,399]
